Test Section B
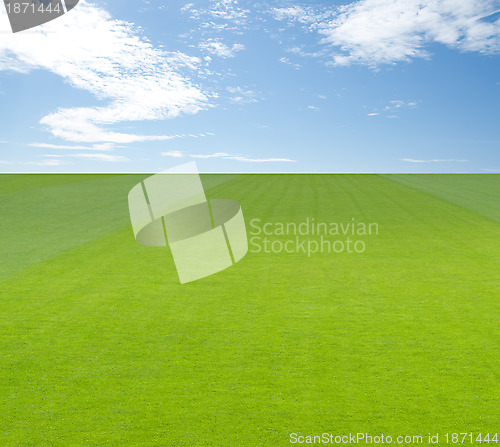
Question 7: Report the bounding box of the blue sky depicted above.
[0,0,499,173]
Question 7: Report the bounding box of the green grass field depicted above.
[0,174,499,446]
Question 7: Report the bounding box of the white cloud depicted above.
[279,56,302,69]
[272,0,500,66]
[287,46,326,58]
[199,39,245,58]
[183,0,249,29]
[272,5,334,25]
[402,158,426,163]
[161,150,185,158]
[369,99,420,117]
[61,153,130,162]
[272,6,309,23]
[189,152,232,159]
[227,86,259,104]
[401,158,469,163]
[38,153,129,162]
[0,1,210,143]
[161,151,296,162]
[223,156,296,163]
[386,100,406,109]
[307,105,320,111]
[23,159,66,166]
[29,142,117,151]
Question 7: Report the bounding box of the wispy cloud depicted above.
[182,0,250,30]
[279,56,302,69]
[227,86,260,104]
[272,5,335,25]
[401,158,469,163]
[67,153,129,162]
[23,159,67,166]
[28,134,211,152]
[161,150,185,158]
[29,142,118,151]
[199,39,245,58]
[188,152,233,159]
[161,151,296,162]
[0,1,209,143]
[272,0,500,67]
[222,156,296,163]
[41,153,129,162]
[368,99,419,117]
[385,100,418,110]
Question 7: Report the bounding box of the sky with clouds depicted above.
[0,0,499,172]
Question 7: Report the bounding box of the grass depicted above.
[0,174,499,446]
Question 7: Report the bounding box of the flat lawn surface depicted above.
[0,174,499,446]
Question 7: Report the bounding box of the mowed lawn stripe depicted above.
[0,174,238,280]
[381,174,500,223]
